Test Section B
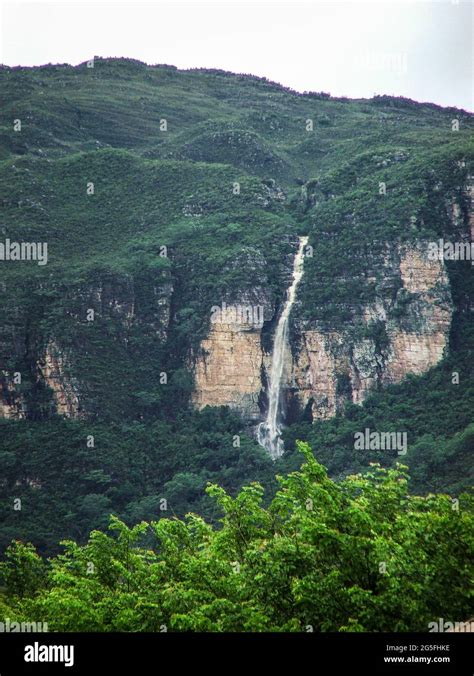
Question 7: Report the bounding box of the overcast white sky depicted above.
[1,0,473,110]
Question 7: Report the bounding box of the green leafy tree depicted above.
[0,541,47,598]
[8,443,473,632]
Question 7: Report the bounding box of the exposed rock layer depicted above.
[192,241,454,422]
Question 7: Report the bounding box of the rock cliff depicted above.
[192,239,454,423]
[292,242,452,419]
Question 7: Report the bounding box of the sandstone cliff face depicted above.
[191,322,264,420]
[292,242,452,419]
[37,341,81,417]
[192,240,454,423]
[191,279,276,421]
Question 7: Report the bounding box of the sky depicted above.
[1,0,473,110]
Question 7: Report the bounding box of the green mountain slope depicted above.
[0,59,472,554]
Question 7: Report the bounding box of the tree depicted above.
[0,541,46,598]
[4,442,473,632]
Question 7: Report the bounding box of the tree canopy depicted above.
[1,442,472,632]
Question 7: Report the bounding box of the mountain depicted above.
[0,58,473,554]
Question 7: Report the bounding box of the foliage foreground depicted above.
[0,443,472,632]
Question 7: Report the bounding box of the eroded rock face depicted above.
[292,242,452,420]
[373,244,451,386]
[191,322,264,421]
[0,376,25,419]
[38,341,81,418]
[291,331,340,419]
[0,341,82,419]
[191,277,276,421]
[192,241,454,423]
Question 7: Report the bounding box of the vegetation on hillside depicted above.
[1,444,472,632]
[0,60,472,570]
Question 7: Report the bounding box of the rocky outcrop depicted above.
[191,278,276,421]
[0,374,26,419]
[291,242,452,420]
[192,321,264,420]
[291,330,341,419]
[0,269,173,420]
[192,240,454,423]
[0,341,81,419]
[37,341,81,417]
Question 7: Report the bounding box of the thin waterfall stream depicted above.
[257,236,308,459]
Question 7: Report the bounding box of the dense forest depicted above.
[1,444,472,632]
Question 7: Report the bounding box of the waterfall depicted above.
[257,236,309,459]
